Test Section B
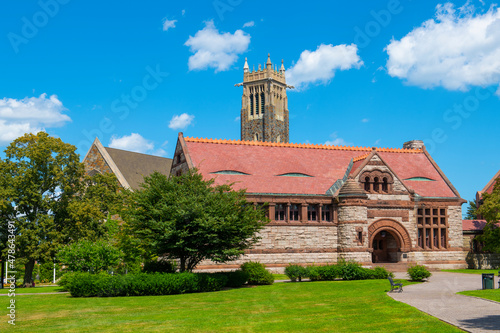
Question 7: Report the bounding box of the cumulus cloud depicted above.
[163,18,177,31]
[286,44,363,90]
[185,20,250,72]
[386,3,500,93]
[0,93,71,144]
[243,21,255,27]
[109,133,154,154]
[168,113,194,130]
[324,133,351,146]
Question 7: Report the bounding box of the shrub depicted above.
[284,264,308,282]
[306,266,322,281]
[65,272,229,297]
[407,265,431,281]
[142,257,177,274]
[372,267,394,279]
[338,260,366,280]
[240,261,274,285]
[221,270,250,288]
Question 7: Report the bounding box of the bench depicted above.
[388,276,403,293]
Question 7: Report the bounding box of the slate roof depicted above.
[104,147,172,190]
[181,135,460,198]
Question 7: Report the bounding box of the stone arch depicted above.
[368,219,411,252]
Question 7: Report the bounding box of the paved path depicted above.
[389,272,500,333]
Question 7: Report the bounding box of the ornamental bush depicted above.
[240,261,274,285]
[220,270,250,288]
[338,260,366,280]
[372,267,394,279]
[65,272,229,297]
[284,264,308,282]
[407,265,431,281]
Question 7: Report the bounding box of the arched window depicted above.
[364,176,370,192]
[373,177,379,192]
[255,94,259,115]
[250,94,254,116]
[261,92,265,114]
[382,177,388,192]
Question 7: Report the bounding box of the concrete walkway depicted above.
[389,272,500,333]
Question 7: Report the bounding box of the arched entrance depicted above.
[372,230,399,263]
[368,219,412,264]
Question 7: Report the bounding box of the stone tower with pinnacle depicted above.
[237,54,291,143]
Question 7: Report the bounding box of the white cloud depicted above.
[243,21,255,28]
[163,18,177,31]
[287,44,363,90]
[184,20,251,72]
[168,113,194,130]
[234,116,240,122]
[0,93,70,144]
[361,118,369,123]
[109,133,154,154]
[324,133,351,146]
[109,133,167,156]
[181,9,186,16]
[386,3,500,93]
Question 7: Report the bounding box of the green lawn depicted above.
[459,289,500,303]
[272,273,288,280]
[0,286,64,294]
[0,280,461,332]
[441,269,499,275]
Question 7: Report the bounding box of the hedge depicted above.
[285,262,394,282]
[64,272,231,297]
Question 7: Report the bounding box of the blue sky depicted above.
[1,0,499,210]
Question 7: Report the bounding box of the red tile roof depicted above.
[183,137,457,197]
[463,219,500,231]
[479,170,500,197]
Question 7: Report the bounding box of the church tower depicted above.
[238,54,290,143]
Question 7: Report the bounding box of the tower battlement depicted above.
[238,54,290,143]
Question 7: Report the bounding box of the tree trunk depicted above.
[180,257,186,272]
[24,259,35,288]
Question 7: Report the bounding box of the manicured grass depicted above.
[0,279,461,332]
[0,286,64,294]
[272,273,288,280]
[459,289,500,303]
[441,269,499,275]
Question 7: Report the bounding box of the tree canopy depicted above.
[0,132,125,286]
[125,170,269,272]
[0,132,83,286]
[477,178,500,252]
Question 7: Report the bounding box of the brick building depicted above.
[170,55,468,270]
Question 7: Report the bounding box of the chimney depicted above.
[403,140,425,150]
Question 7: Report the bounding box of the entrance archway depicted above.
[372,230,399,263]
[368,219,412,263]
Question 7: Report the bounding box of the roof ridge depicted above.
[353,152,371,162]
[184,137,423,153]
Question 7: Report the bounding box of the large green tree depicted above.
[125,170,268,272]
[477,178,500,252]
[0,132,83,286]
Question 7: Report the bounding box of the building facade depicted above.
[171,133,467,270]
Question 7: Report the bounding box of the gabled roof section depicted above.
[350,150,413,194]
[84,138,131,189]
[104,147,172,190]
[478,170,500,197]
[182,137,458,198]
[83,137,172,191]
[463,219,500,231]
